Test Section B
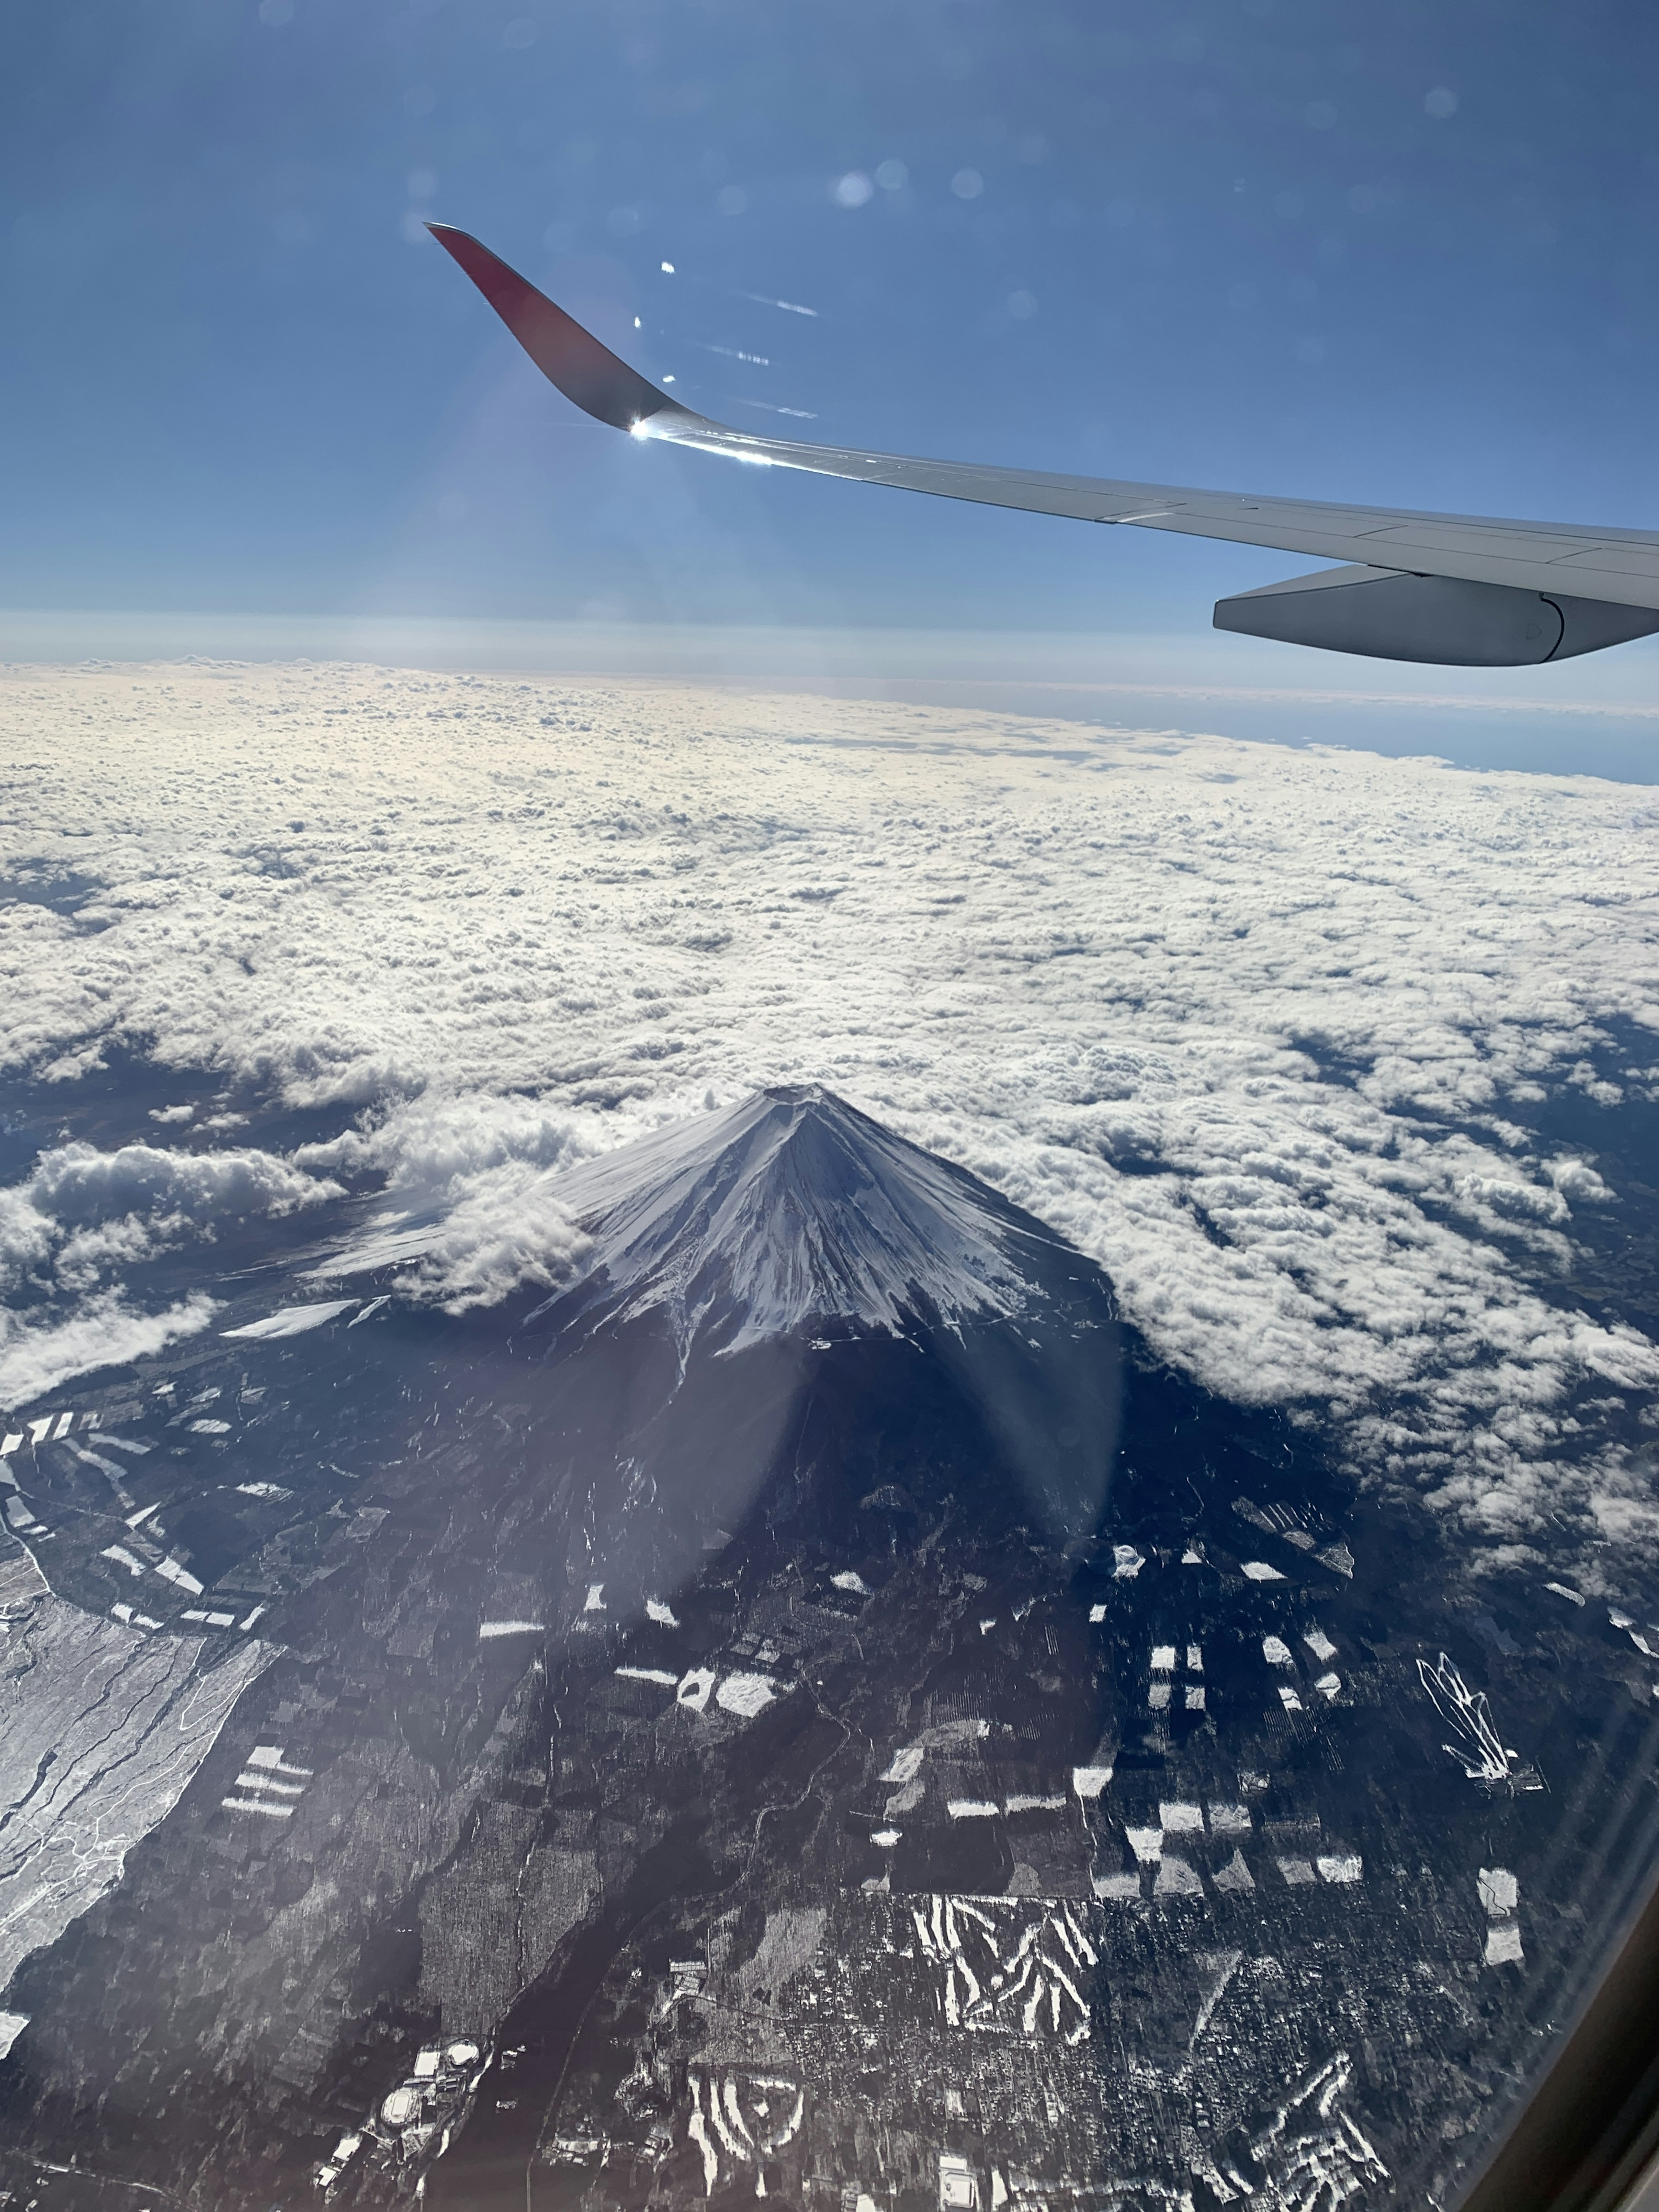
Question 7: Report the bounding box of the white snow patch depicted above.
[222,1300,356,1341]
[645,1597,680,1626]
[715,1672,776,1717]
[1071,1765,1113,1799]
[1303,1628,1338,1661]
[480,1619,545,1639]
[1112,1546,1145,1580]
[1262,1636,1294,1666]
[677,1668,716,1712]
[880,1746,925,1785]
[1243,1561,1286,1583]
[235,1773,304,1800]
[1478,1866,1519,1916]
[73,1450,126,1495]
[247,1747,311,1776]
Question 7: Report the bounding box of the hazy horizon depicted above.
[6,607,1659,779]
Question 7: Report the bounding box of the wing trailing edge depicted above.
[428,223,1659,667]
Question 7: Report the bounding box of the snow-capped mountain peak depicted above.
[535,1085,1051,1352]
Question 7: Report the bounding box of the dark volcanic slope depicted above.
[0,1089,1655,2212]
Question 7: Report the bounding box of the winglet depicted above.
[426,223,690,434]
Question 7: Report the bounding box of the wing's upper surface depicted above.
[427,224,1659,617]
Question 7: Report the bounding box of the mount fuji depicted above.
[524,1084,1057,1354]
[331,1084,1083,1356]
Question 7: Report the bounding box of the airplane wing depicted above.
[428,223,1659,667]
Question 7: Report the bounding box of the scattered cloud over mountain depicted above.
[297,1091,602,1311]
[2,663,1656,1573]
[0,1290,219,1409]
[326,1160,594,1314]
[296,1090,596,1190]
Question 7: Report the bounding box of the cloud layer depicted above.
[2,661,1657,1573]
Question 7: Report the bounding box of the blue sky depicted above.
[4,0,1659,766]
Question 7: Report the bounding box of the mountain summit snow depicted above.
[527,1085,1055,1353]
[318,1084,1083,1352]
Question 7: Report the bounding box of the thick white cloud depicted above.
[0,1138,342,1303]
[298,1093,600,1310]
[0,1290,219,1409]
[297,1090,596,1189]
[31,1139,334,1225]
[2,661,1656,1566]
[324,1162,593,1314]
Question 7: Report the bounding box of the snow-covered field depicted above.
[3,661,1658,1573]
